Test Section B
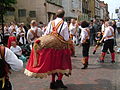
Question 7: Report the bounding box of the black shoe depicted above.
[81,64,88,69]
[86,62,89,65]
[111,61,115,63]
[56,80,67,88]
[50,82,57,89]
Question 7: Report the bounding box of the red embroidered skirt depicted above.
[24,34,72,78]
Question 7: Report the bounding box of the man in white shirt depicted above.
[116,20,120,34]
[0,45,23,89]
[26,9,71,89]
[8,22,18,36]
[16,23,26,45]
[27,20,44,44]
[69,19,79,45]
[99,21,115,63]
[44,18,69,41]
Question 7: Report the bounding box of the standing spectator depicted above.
[27,20,43,44]
[112,21,117,46]
[4,24,10,46]
[8,22,18,36]
[89,21,95,45]
[93,19,99,44]
[23,24,28,38]
[69,19,79,45]
[116,20,120,35]
[16,23,26,45]
[100,20,105,34]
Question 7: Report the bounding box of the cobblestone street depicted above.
[9,38,120,90]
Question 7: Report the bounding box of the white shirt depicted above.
[69,23,77,35]
[103,26,114,41]
[8,25,18,36]
[101,24,105,33]
[17,27,26,37]
[17,27,26,44]
[44,18,69,41]
[10,46,22,56]
[116,21,120,28]
[80,28,90,43]
[27,26,43,43]
[4,26,10,36]
[4,47,23,71]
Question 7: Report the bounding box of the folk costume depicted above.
[0,46,23,90]
[80,28,90,69]
[24,17,72,88]
[100,26,115,63]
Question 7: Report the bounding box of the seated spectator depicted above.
[7,36,16,48]
[10,41,26,62]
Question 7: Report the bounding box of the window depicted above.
[29,11,36,18]
[6,11,14,16]
[18,9,26,17]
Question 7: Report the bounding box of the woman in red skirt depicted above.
[24,9,72,89]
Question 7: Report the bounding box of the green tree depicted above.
[0,0,16,15]
[0,0,16,38]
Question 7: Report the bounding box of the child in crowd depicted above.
[93,32,102,54]
[95,32,102,43]
[10,41,26,62]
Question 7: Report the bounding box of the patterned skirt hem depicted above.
[24,69,71,79]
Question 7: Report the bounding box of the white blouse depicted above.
[103,26,114,41]
[5,47,23,71]
[80,28,90,43]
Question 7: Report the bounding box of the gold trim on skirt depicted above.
[24,69,71,79]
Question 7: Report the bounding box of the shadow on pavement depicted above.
[66,79,114,90]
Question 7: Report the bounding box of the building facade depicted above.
[4,0,63,24]
[95,0,100,19]
[81,0,90,21]
[88,0,95,20]
[4,0,109,24]
[62,0,82,21]
[99,1,109,20]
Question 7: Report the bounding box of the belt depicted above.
[0,77,5,88]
